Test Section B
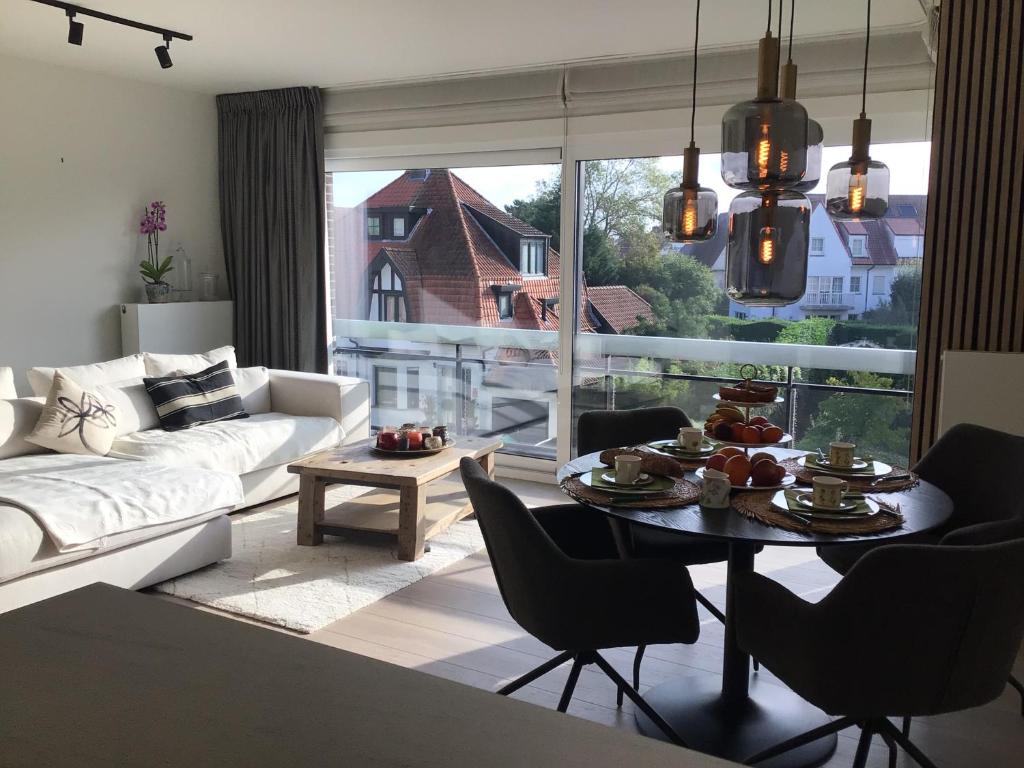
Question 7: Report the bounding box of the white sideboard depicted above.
[121,301,233,355]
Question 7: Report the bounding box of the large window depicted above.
[373,366,398,408]
[571,143,928,464]
[520,239,546,276]
[369,260,406,322]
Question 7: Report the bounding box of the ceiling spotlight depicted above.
[155,35,172,69]
[66,10,83,45]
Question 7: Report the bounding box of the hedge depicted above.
[828,322,917,350]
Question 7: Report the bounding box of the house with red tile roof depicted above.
[334,168,653,334]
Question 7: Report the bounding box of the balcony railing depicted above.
[332,318,917,463]
[800,292,856,309]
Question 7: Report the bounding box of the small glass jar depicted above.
[199,272,219,301]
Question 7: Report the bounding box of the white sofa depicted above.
[0,356,369,613]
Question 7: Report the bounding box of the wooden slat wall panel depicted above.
[911,0,1024,461]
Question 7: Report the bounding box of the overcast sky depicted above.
[333,141,931,211]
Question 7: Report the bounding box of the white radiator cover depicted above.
[121,301,233,355]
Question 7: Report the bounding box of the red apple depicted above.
[749,415,770,426]
[750,459,778,486]
[714,422,734,440]
[731,423,748,442]
[761,425,785,443]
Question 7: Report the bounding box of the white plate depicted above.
[601,471,653,488]
[580,472,672,495]
[713,393,784,407]
[792,492,861,513]
[771,491,881,520]
[798,456,893,478]
[648,440,716,457]
[696,466,796,492]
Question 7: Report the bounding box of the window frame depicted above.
[850,276,862,293]
[373,366,398,408]
[810,236,825,255]
[849,236,865,256]
[392,215,406,238]
[367,215,381,238]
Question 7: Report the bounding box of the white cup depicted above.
[812,475,849,509]
[700,469,732,509]
[614,455,643,485]
[678,427,703,452]
[829,441,856,468]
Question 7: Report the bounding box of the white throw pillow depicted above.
[93,378,160,436]
[143,345,237,377]
[232,366,271,414]
[26,372,120,456]
[26,354,146,397]
[0,397,48,460]
[0,367,15,399]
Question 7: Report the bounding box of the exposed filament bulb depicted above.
[757,123,771,179]
[682,200,699,236]
[848,173,867,213]
[758,226,777,265]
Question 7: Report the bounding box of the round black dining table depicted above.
[557,447,953,768]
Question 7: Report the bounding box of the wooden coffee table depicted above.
[288,436,502,561]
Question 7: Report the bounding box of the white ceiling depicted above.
[0,0,930,94]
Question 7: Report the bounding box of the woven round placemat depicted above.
[560,473,700,509]
[732,491,904,535]
[779,457,918,492]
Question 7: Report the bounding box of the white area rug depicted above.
[153,486,485,633]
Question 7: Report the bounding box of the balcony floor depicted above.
[165,480,1024,767]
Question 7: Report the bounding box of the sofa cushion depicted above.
[0,367,15,399]
[143,345,236,377]
[26,373,120,456]
[0,398,48,460]
[233,366,271,415]
[27,354,146,397]
[108,412,343,475]
[93,379,160,436]
[144,361,248,432]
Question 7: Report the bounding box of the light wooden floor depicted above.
[184,480,1024,767]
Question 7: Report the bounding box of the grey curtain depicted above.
[217,87,327,373]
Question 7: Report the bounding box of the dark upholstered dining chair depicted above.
[459,457,699,745]
[578,407,747,702]
[735,538,1024,768]
[816,423,1024,716]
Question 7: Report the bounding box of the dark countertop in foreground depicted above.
[0,583,736,768]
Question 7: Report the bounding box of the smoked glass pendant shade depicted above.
[663,187,718,242]
[726,190,811,306]
[826,159,890,220]
[825,116,889,220]
[721,99,809,190]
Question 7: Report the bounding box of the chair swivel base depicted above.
[634,673,837,768]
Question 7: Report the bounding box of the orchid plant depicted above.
[138,201,173,284]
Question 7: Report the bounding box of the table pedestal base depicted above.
[635,674,837,768]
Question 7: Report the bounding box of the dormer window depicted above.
[520,239,546,276]
[849,235,866,256]
[492,285,519,321]
[367,216,381,238]
[369,260,407,322]
[392,216,406,238]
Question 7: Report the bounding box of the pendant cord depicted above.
[690,0,700,144]
[861,0,871,117]
[766,0,772,35]
[787,0,795,63]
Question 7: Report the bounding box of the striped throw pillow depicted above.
[143,360,248,431]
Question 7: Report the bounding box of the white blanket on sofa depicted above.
[0,454,243,552]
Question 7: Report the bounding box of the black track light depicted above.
[66,10,83,45]
[155,35,172,69]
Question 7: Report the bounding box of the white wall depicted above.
[0,53,222,395]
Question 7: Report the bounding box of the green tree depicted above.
[581,159,676,240]
[862,266,922,325]
[505,178,561,249]
[799,371,911,465]
[581,224,620,285]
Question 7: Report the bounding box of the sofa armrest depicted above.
[268,370,370,445]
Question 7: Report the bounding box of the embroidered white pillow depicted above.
[143,346,237,377]
[26,372,120,456]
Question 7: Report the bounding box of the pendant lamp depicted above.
[726,190,811,305]
[721,0,808,190]
[826,0,890,219]
[780,0,824,193]
[663,0,717,242]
